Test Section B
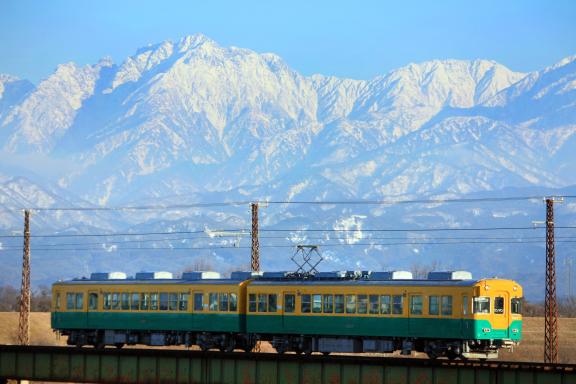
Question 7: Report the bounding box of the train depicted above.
[51,270,523,359]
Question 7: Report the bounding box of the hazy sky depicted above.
[1,0,575,83]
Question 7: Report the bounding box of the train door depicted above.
[461,294,471,338]
[492,290,510,337]
[282,292,296,332]
[87,290,99,328]
[408,293,425,336]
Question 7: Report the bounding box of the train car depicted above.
[245,271,523,359]
[52,269,522,359]
[51,271,255,352]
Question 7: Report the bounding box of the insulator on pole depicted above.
[18,209,31,346]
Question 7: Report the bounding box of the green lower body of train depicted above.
[52,312,521,359]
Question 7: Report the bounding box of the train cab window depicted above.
[511,298,522,314]
[410,295,423,315]
[131,293,140,310]
[335,295,345,314]
[112,293,120,310]
[121,293,130,310]
[179,293,189,311]
[248,294,257,312]
[323,295,334,313]
[357,295,368,314]
[393,295,403,314]
[429,296,439,315]
[494,297,504,314]
[346,295,357,314]
[169,293,179,311]
[89,293,98,310]
[258,294,268,312]
[462,296,469,315]
[473,297,490,314]
[301,294,311,313]
[209,293,219,311]
[194,293,204,311]
[150,293,159,310]
[219,293,229,312]
[380,295,391,314]
[66,293,75,310]
[140,293,150,310]
[268,294,277,313]
[369,295,379,314]
[104,293,111,310]
[312,294,322,313]
[229,293,237,312]
[284,294,295,313]
[441,296,453,316]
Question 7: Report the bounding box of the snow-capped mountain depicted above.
[0,34,575,299]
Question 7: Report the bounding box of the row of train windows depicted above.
[102,292,190,311]
[194,293,238,312]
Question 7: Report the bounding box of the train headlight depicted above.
[512,329,518,333]
[482,328,491,333]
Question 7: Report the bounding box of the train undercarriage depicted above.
[63,329,513,360]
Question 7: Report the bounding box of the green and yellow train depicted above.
[51,270,522,359]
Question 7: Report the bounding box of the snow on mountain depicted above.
[0,74,34,123]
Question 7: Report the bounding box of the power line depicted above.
[1,195,575,212]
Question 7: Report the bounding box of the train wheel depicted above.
[115,343,124,349]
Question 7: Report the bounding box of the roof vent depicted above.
[135,271,173,280]
[181,271,221,280]
[427,271,473,280]
[230,271,264,280]
[315,271,347,279]
[370,271,413,280]
[90,272,127,280]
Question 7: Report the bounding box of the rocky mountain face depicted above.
[0,35,575,299]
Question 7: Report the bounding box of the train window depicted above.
[112,293,120,310]
[284,294,295,313]
[179,293,189,311]
[312,294,322,313]
[219,293,229,312]
[323,295,334,313]
[393,295,403,314]
[249,294,257,312]
[441,296,453,316]
[55,293,61,310]
[473,297,490,314]
[160,292,169,310]
[410,296,423,315]
[66,293,75,310]
[121,293,130,310]
[194,293,204,311]
[358,295,368,314]
[494,297,504,314]
[229,293,238,312]
[140,293,150,310]
[511,298,522,314]
[334,295,345,313]
[209,293,219,311]
[380,295,391,314]
[429,296,439,315]
[150,293,159,310]
[104,293,111,310]
[346,295,356,314]
[369,295,379,314]
[131,293,140,310]
[301,294,311,313]
[269,294,278,313]
[462,296,469,315]
[89,293,98,310]
[169,293,179,311]
[258,294,268,312]
[76,293,84,310]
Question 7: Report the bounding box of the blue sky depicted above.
[1,0,575,83]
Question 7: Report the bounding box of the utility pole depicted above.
[544,198,561,364]
[251,203,260,272]
[18,209,31,346]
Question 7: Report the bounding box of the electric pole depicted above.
[251,203,260,272]
[18,209,31,346]
[544,198,561,364]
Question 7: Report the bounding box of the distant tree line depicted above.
[0,285,51,312]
